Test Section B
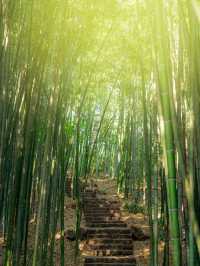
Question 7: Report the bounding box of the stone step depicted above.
[84,206,120,210]
[85,244,133,250]
[85,256,136,263]
[84,205,119,208]
[83,194,96,196]
[84,212,120,216]
[85,216,119,219]
[85,217,121,222]
[83,193,96,195]
[86,249,133,256]
[84,204,120,208]
[85,220,121,224]
[84,262,136,266]
[85,213,121,219]
[86,228,131,234]
[87,233,132,240]
[87,223,127,228]
[84,210,120,215]
[87,233,132,239]
[85,218,121,222]
[87,239,132,245]
[85,215,120,219]
[84,201,119,205]
[83,208,120,213]
[83,195,96,197]
[85,220,124,224]
[83,208,120,212]
[83,195,96,198]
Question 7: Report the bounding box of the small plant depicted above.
[99,187,107,194]
[124,202,144,214]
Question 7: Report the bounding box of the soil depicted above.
[0,176,165,266]
[0,196,85,266]
[54,197,85,266]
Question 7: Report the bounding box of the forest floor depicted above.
[53,197,85,266]
[29,196,85,266]
[0,177,165,266]
[0,197,85,266]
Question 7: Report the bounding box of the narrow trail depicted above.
[82,188,136,266]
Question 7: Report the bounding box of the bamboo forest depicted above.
[1,0,200,266]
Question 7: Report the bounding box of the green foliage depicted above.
[124,202,145,214]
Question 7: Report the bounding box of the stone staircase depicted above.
[82,189,136,266]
